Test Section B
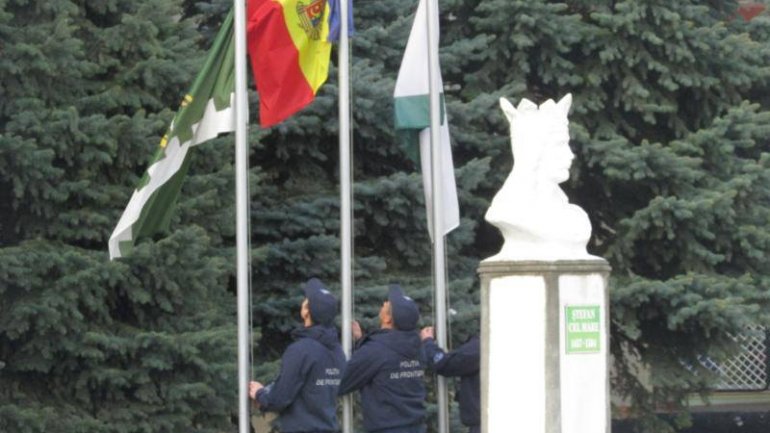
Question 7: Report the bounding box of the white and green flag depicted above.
[109,12,236,259]
[394,0,459,238]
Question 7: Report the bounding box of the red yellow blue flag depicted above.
[248,0,340,127]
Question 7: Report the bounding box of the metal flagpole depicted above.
[234,0,251,433]
[426,1,449,432]
[338,0,354,432]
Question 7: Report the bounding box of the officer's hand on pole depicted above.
[351,320,363,341]
[249,381,264,401]
[420,326,434,341]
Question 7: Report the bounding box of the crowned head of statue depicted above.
[499,93,574,187]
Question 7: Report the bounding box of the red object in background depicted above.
[738,2,766,21]
[247,0,314,127]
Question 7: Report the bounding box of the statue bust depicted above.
[484,94,596,261]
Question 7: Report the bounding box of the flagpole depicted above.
[338,1,354,432]
[426,1,449,432]
[234,0,251,433]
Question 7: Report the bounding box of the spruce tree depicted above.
[452,0,770,431]
[3,1,770,433]
[0,1,237,432]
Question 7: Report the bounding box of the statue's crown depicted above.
[500,94,572,133]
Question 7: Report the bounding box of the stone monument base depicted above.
[479,260,611,433]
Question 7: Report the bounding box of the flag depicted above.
[109,12,236,259]
[247,0,336,127]
[394,0,460,238]
[327,0,355,42]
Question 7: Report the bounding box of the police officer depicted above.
[420,326,480,433]
[338,284,426,433]
[249,278,346,433]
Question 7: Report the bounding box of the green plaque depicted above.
[565,305,601,354]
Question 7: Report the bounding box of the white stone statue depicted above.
[484,94,597,261]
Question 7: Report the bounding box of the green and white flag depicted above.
[393,0,459,239]
[109,12,236,259]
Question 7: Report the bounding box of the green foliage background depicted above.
[1,0,769,432]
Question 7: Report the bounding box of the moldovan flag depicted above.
[248,0,334,127]
[394,0,460,238]
[109,12,235,259]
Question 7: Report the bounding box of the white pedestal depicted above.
[479,260,611,433]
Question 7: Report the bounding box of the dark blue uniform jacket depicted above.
[256,325,346,433]
[423,335,480,429]
[338,329,427,433]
